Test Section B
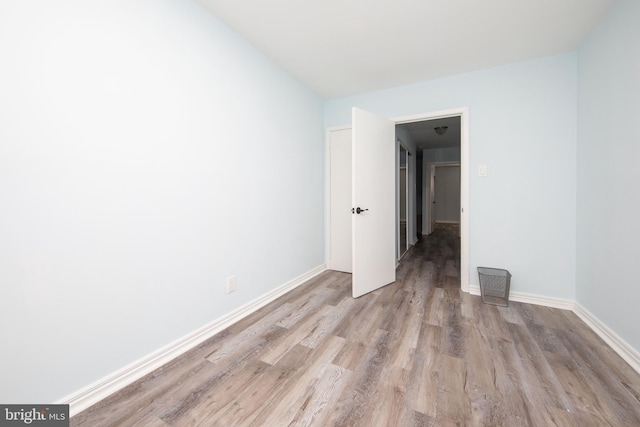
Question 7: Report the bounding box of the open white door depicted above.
[352,108,396,298]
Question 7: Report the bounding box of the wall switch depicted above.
[478,165,488,177]
[226,275,237,294]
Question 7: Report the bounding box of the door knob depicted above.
[352,207,369,214]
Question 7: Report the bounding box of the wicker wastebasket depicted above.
[477,267,511,306]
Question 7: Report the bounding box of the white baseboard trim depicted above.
[573,302,640,374]
[468,286,575,310]
[58,264,327,417]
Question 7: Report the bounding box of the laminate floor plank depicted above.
[391,298,424,370]
[442,300,467,359]
[259,305,333,365]
[71,224,640,426]
[205,306,294,364]
[274,287,335,329]
[423,286,444,326]
[253,336,347,427]
[473,299,512,340]
[463,324,498,395]
[326,329,392,427]
[436,354,471,426]
[360,383,409,427]
[497,303,527,325]
[489,333,554,426]
[505,322,574,412]
[543,350,613,421]
[556,329,640,425]
[287,363,351,427]
[330,292,381,342]
[409,342,440,417]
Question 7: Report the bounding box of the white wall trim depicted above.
[58,264,327,417]
[573,302,640,374]
[468,286,575,310]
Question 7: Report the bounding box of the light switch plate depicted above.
[478,165,488,177]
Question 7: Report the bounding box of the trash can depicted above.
[477,267,511,307]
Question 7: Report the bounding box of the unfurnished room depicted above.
[1,0,639,425]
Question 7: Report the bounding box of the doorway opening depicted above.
[428,162,461,235]
[394,109,467,291]
[325,107,469,295]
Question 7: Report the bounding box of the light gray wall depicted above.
[0,0,324,403]
[576,0,640,351]
[325,52,578,300]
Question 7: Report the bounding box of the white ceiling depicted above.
[398,117,461,151]
[197,0,615,99]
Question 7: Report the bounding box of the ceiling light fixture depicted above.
[434,126,448,135]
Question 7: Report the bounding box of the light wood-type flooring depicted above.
[72,225,640,426]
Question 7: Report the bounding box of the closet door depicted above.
[327,128,352,273]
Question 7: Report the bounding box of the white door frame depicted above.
[325,106,470,293]
[393,107,469,293]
